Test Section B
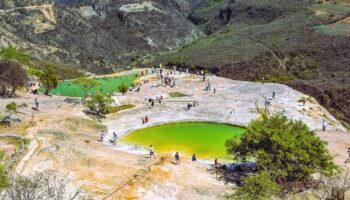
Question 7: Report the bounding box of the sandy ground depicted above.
[0,69,349,199]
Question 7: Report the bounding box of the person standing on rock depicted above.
[192,154,197,161]
[150,145,156,159]
[272,91,276,99]
[111,132,118,145]
[322,120,327,131]
[34,98,39,110]
[214,158,219,179]
[100,130,105,142]
[175,152,180,165]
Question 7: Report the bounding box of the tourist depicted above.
[213,88,216,94]
[175,152,180,165]
[142,117,145,124]
[34,98,39,110]
[150,145,156,158]
[186,68,189,75]
[100,130,105,142]
[203,74,206,82]
[111,132,118,145]
[272,91,276,99]
[187,103,192,111]
[322,120,327,131]
[192,154,197,161]
[151,99,155,107]
[214,158,219,179]
[145,116,149,123]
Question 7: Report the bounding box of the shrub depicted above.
[118,83,128,95]
[228,172,281,200]
[39,67,59,95]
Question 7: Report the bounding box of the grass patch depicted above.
[107,104,135,114]
[169,92,188,98]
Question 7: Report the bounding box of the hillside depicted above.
[0,0,202,73]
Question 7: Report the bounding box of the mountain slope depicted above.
[149,0,350,124]
[0,0,203,73]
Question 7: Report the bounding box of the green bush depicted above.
[118,83,128,95]
[226,114,339,182]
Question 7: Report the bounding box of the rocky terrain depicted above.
[0,0,349,124]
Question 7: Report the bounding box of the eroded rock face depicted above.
[0,0,203,73]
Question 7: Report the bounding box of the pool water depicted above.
[45,74,137,97]
[120,122,246,160]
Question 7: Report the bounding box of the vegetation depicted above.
[39,67,59,95]
[73,77,100,98]
[85,93,114,117]
[0,60,28,97]
[1,170,81,199]
[107,104,135,114]
[118,83,128,95]
[0,150,9,190]
[228,172,280,200]
[169,92,188,98]
[226,114,338,183]
[0,45,31,66]
[0,102,28,125]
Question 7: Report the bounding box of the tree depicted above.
[39,67,59,95]
[0,60,28,97]
[0,150,9,190]
[85,93,114,117]
[1,170,81,200]
[228,172,281,200]
[226,114,338,183]
[118,83,128,95]
[73,77,99,98]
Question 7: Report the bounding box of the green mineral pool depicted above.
[120,122,246,160]
[41,74,137,97]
